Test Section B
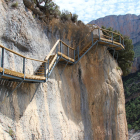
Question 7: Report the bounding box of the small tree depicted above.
[34,0,61,18]
[71,14,78,23]
[60,10,71,22]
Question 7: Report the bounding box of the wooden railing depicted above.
[0,44,47,79]
[45,40,75,61]
[75,27,124,55]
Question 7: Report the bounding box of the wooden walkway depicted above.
[0,27,125,83]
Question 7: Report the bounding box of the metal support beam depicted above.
[1,48,5,75]
[23,57,25,79]
[44,62,47,81]
[74,40,99,64]
[56,44,58,54]
[47,59,49,79]
[60,41,62,53]
[7,80,24,97]
[74,50,75,61]
[98,28,100,40]
[68,47,69,57]
[78,46,79,60]
[48,56,60,77]
[60,60,69,75]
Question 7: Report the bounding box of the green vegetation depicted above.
[60,10,71,21]
[134,42,140,57]
[11,2,18,8]
[123,70,140,131]
[123,70,140,98]
[102,26,134,76]
[71,13,78,23]
[29,0,78,23]
[34,0,61,18]
[8,128,15,138]
[60,10,78,23]
[125,97,140,131]
[116,66,121,70]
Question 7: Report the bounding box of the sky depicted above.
[53,0,140,24]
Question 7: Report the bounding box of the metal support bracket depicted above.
[7,80,24,97]
[74,49,75,61]
[44,62,47,82]
[78,46,79,60]
[1,48,5,75]
[74,40,99,64]
[60,60,69,75]
[23,57,25,79]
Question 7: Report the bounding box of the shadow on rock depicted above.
[0,80,40,122]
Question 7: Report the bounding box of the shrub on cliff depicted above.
[102,26,134,76]
[60,10,71,22]
[30,0,61,19]
[71,14,78,23]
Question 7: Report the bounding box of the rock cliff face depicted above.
[89,14,140,45]
[0,1,128,140]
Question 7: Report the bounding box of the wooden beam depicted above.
[45,39,60,60]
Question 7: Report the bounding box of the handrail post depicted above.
[78,46,79,60]
[60,41,62,53]
[47,59,49,79]
[44,62,47,81]
[119,35,121,44]
[1,48,5,75]
[23,57,25,79]
[56,44,58,54]
[98,28,100,40]
[91,31,94,45]
[111,32,113,42]
[68,47,69,57]
[74,50,75,61]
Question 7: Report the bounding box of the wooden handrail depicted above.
[45,39,60,60]
[100,28,123,39]
[102,34,112,39]
[60,40,75,50]
[0,45,47,63]
[77,27,124,49]
[45,39,75,61]
[88,24,123,39]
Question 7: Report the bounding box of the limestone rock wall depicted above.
[0,1,128,140]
